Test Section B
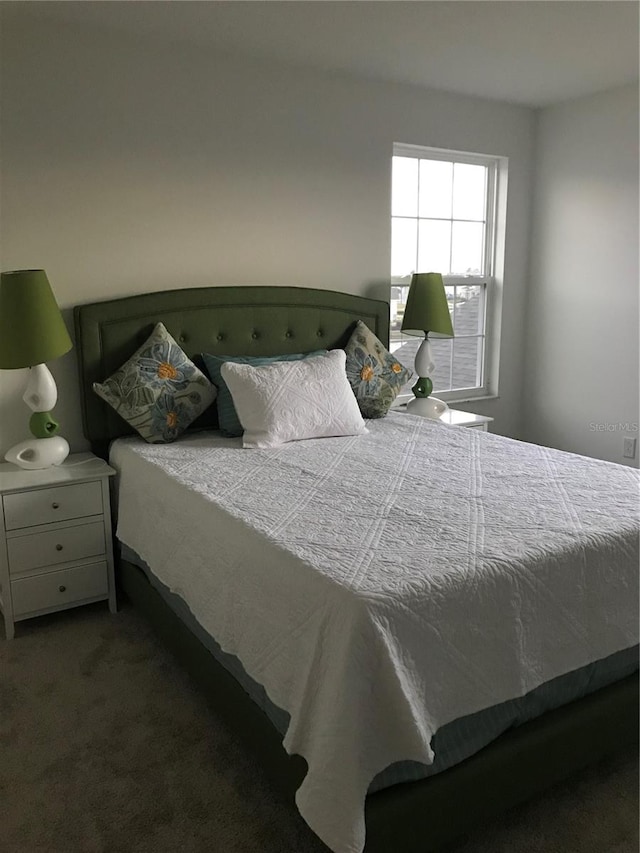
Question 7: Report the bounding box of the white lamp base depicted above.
[23,363,58,411]
[406,396,449,419]
[5,436,70,470]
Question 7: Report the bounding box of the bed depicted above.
[74,285,639,853]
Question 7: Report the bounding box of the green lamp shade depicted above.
[0,270,72,369]
[401,272,454,338]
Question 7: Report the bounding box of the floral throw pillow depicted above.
[93,322,217,443]
[344,321,412,418]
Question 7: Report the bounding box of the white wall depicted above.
[0,15,535,454]
[525,84,639,467]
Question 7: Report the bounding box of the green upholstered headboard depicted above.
[74,285,390,455]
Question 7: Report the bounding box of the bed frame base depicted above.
[120,558,638,852]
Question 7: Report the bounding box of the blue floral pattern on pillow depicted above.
[344,321,412,418]
[93,323,216,443]
[137,344,193,390]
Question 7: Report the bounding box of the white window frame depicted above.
[391,143,502,403]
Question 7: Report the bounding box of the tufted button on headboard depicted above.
[73,285,390,456]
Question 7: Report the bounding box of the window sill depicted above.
[446,393,500,405]
[392,393,499,409]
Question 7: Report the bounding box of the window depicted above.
[390,144,499,399]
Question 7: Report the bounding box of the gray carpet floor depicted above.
[1,602,637,853]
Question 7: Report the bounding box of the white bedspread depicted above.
[111,413,639,853]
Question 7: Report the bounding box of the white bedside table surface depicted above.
[438,409,494,428]
[0,453,115,493]
[396,405,493,429]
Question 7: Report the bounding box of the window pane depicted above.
[445,285,456,321]
[453,285,483,335]
[392,157,419,217]
[418,219,451,274]
[452,163,486,221]
[390,285,411,339]
[451,221,484,275]
[452,337,483,390]
[429,339,452,393]
[391,218,418,278]
[419,159,453,219]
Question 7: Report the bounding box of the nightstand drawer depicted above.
[3,481,103,530]
[11,562,109,617]
[7,522,106,575]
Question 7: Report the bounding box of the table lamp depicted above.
[401,272,454,418]
[0,269,73,469]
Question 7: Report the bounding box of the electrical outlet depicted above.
[623,437,637,459]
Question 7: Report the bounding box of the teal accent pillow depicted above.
[344,321,412,418]
[93,322,217,443]
[202,351,326,437]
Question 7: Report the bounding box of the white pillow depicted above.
[221,350,368,448]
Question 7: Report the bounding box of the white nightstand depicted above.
[0,453,116,639]
[438,409,493,431]
[399,405,493,431]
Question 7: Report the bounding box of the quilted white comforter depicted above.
[111,413,639,853]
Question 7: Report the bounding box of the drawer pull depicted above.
[58,585,67,593]
[55,544,64,551]
[52,502,60,509]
